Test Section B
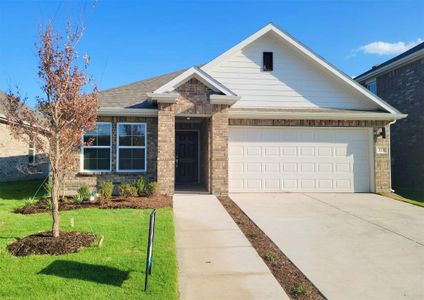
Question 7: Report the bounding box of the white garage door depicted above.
[229,127,373,192]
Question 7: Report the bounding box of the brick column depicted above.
[210,105,229,195]
[374,124,391,193]
[157,103,175,195]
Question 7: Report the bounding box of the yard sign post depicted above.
[144,209,156,291]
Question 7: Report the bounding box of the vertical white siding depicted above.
[206,33,379,110]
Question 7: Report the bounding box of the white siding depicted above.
[206,33,379,110]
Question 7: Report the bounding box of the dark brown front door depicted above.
[175,131,199,184]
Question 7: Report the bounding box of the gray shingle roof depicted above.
[99,69,187,108]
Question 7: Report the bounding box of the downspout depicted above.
[388,120,397,193]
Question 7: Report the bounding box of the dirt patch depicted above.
[7,231,96,256]
[218,196,326,300]
[15,194,172,214]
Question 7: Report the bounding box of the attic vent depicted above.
[263,52,273,71]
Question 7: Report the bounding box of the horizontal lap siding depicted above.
[207,33,378,110]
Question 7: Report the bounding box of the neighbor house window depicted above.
[117,123,147,172]
[366,79,377,95]
[81,122,112,172]
[263,52,273,71]
[28,142,35,165]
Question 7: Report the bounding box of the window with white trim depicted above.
[366,79,377,95]
[81,123,112,172]
[117,123,147,172]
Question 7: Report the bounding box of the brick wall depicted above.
[230,119,392,193]
[64,116,157,195]
[211,105,229,195]
[0,122,48,182]
[374,58,424,193]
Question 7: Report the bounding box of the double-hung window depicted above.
[81,122,112,172]
[117,123,147,172]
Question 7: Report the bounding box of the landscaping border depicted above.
[218,196,326,300]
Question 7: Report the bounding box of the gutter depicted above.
[355,48,424,82]
[229,110,408,121]
[98,107,158,117]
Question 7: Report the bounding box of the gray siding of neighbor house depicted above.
[367,58,424,193]
[0,122,49,182]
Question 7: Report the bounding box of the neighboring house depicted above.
[355,42,423,194]
[0,92,49,182]
[64,23,406,195]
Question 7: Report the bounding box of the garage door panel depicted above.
[229,127,371,193]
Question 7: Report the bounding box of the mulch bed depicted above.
[218,196,326,300]
[7,231,96,256]
[15,194,172,214]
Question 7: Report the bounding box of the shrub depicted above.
[119,183,138,198]
[77,184,91,200]
[133,176,158,196]
[99,181,113,201]
[23,197,37,208]
[74,193,84,204]
[291,286,307,296]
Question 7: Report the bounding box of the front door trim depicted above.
[175,129,201,184]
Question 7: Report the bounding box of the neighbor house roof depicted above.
[99,69,187,108]
[355,41,424,81]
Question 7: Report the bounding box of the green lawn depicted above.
[0,180,178,299]
[380,190,424,208]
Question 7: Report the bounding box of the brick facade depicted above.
[65,77,394,195]
[157,104,175,195]
[0,122,48,182]
[64,116,157,195]
[230,119,392,193]
[372,58,424,193]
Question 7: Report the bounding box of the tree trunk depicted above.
[51,170,60,237]
[51,138,61,238]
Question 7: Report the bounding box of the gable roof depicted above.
[99,69,186,108]
[153,66,236,95]
[201,23,403,115]
[355,41,424,81]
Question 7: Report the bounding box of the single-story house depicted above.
[64,23,406,195]
[355,42,423,194]
[0,92,49,182]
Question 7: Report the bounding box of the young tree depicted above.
[4,23,98,237]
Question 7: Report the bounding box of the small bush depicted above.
[23,197,37,208]
[119,183,138,198]
[133,176,158,196]
[264,252,277,263]
[99,181,113,201]
[74,194,84,204]
[291,286,307,296]
[77,184,91,200]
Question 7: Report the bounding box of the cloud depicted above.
[355,38,423,56]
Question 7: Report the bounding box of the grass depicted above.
[379,190,424,208]
[0,180,178,300]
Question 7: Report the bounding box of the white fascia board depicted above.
[209,95,241,105]
[146,92,179,103]
[202,23,402,115]
[355,49,424,82]
[229,109,407,121]
[98,107,158,117]
[154,67,236,96]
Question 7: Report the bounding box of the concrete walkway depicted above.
[231,193,424,300]
[173,193,288,300]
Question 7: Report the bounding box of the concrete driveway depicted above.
[231,193,424,300]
